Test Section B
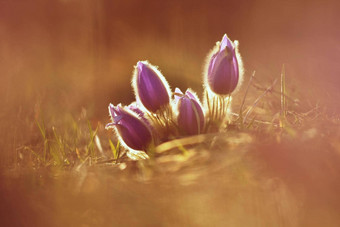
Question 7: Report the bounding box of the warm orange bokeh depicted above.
[1,0,339,115]
[1,0,339,226]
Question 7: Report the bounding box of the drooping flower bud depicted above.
[174,88,205,135]
[106,103,152,151]
[205,34,242,95]
[132,61,171,113]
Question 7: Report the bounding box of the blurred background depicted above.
[1,1,340,226]
[1,0,339,162]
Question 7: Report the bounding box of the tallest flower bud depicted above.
[205,34,243,95]
[133,61,171,113]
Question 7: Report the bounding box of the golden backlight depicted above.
[1,0,339,226]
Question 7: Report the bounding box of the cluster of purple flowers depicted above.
[106,34,243,153]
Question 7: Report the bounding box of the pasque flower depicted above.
[128,102,144,117]
[132,61,171,113]
[174,88,205,135]
[206,34,242,95]
[106,104,152,151]
[128,102,152,128]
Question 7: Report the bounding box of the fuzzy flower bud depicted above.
[206,34,242,95]
[174,88,205,135]
[133,61,171,113]
[106,104,152,151]
[128,102,152,128]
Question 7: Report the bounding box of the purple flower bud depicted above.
[128,102,145,118]
[127,102,152,128]
[206,34,240,95]
[106,104,152,151]
[133,61,171,113]
[175,88,205,135]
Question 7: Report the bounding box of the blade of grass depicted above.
[36,120,48,163]
[49,144,62,166]
[109,139,118,159]
[95,135,106,158]
[280,64,286,128]
[52,126,68,164]
[24,146,42,163]
[239,71,255,128]
[243,78,278,124]
[115,141,120,163]
[86,120,98,160]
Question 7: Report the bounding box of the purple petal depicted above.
[105,122,115,129]
[220,34,234,52]
[108,104,116,118]
[185,89,197,101]
[208,52,218,77]
[128,102,152,128]
[174,87,183,103]
[128,103,144,117]
[136,61,170,112]
[106,104,153,151]
[115,122,151,151]
[113,115,123,124]
[207,37,239,95]
[177,94,205,135]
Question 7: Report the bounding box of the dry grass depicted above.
[1,1,339,225]
[1,69,340,226]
